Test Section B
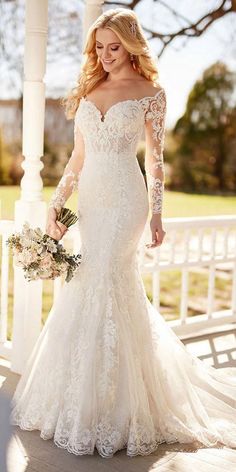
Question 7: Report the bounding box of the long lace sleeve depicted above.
[49,121,85,213]
[144,87,167,215]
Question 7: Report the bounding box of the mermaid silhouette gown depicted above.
[10,86,236,458]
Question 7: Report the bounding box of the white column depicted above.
[11,0,48,374]
[83,0,105,46]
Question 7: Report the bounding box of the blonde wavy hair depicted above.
[63,7,160,119]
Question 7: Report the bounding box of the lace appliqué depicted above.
[146,174,164,214]
[49,167,80,213]
[144,88,167,215]
[48,119,83,213]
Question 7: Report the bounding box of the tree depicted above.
[172,62,236,192]
[105,0,236,56]
[0,128,14,184]
[0,0,83,98]
[1,0,235,98]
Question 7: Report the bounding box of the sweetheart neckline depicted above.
[81,88,163,122]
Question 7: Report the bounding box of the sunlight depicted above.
[7,434,28,472]
[0,357,10,387]
[0,375,6,388]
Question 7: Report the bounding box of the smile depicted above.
[102,60,115,64]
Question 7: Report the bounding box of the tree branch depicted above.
[105,0,236,55]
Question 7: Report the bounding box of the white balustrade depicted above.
[0,221,14,360]
[139,215,236,337]
[0,215,235,363]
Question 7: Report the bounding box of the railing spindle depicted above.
[180,229,191,324]
[207,228,217,319]
[0,233,10,343]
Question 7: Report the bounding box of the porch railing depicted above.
[139,215,236,337]
[0,215,235,363]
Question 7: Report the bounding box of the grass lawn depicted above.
[0,186,235,220]
[0,185,235,340]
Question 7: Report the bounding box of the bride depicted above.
[10,7,236,459]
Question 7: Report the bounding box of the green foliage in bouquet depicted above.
[7,208,81,283]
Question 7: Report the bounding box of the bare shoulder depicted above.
[137,79,165,98]
[87,77,165,102]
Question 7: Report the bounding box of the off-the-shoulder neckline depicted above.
[81,88,164,122]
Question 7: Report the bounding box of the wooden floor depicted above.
[1,327,236,472]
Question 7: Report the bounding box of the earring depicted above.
[130,53,134,62]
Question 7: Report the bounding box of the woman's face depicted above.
[95,27,130,72]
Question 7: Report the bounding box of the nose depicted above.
[102,48,111,60]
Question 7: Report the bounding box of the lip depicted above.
[102,60,115,64]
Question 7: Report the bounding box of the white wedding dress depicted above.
[10,86,236,458]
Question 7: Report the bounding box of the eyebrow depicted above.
[96,40,121,45]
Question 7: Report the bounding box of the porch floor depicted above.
[1,327,236,472]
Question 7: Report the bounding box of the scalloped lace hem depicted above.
[11,418,228,459]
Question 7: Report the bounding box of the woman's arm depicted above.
[49,124,85,213]
[46,124,85,240]
[144,87,167,248]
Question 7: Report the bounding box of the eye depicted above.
[96,45,119,51]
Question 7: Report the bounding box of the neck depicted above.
[106,61,138,82]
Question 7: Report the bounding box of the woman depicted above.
[11,7,236,459]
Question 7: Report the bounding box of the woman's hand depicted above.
[146,214,166,249]
[46,207,68,241]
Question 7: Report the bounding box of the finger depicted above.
[155,228,166,244]
[146,239,157,249]
[49,227,61,238]
[47,221,57,230]
[55,226,65,237]
[156,231,162,246]
[152,229,157,242]
[146,231,165,248]
[56,221,67,229]
[146,226,158,248]
[57,222,68,233]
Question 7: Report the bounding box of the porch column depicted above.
[11,0,48,374]
[83,0,105,46]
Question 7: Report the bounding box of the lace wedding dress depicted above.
[10,86,236,458]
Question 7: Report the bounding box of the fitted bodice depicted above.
[49,87,167,215]
[75,96,153,156]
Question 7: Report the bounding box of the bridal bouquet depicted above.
[7,208,81,283]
